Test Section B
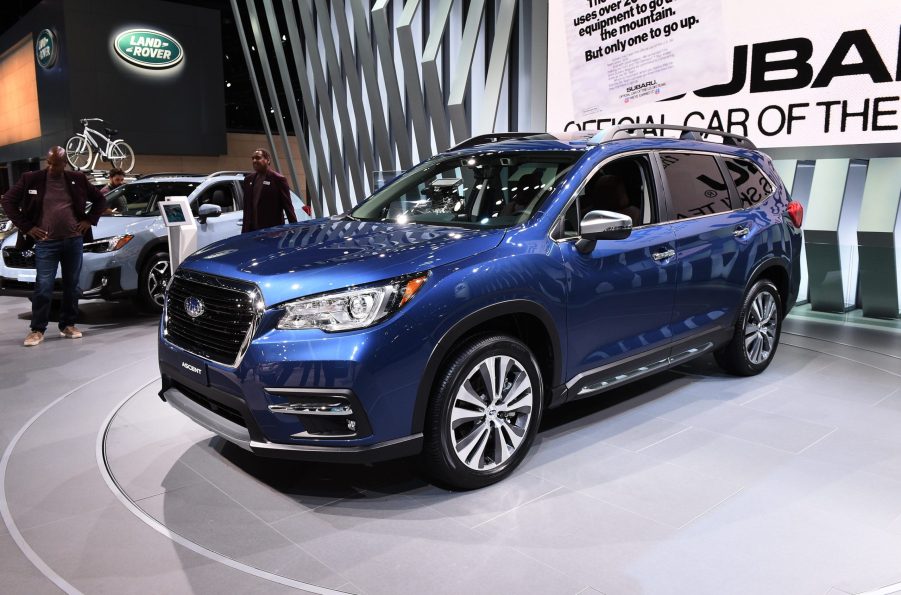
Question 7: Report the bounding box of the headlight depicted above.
[83,234,134,253]
[278,274,428,331]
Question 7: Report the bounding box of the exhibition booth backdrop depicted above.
[231,0,898,316]
[0,0,226,168]
[547,0,901,316]
[0,0,897,316]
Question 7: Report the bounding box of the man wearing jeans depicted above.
[0,146,106,346]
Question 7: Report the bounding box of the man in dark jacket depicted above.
[0,146,106,346]
[101,166,127,214]
[241,148,298,233]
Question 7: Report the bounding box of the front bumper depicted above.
[158,310,432,463]
[0,266,131,300]
[161,383,422,462]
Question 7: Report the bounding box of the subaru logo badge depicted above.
[184,296,205,318]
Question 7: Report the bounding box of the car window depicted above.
[194,183,236,214]
[561,155,656,238]
[723,158,775,208]
[113,182,199,217]
[352,152,579,229]
[659,153,731,220]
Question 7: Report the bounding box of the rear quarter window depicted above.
[723,158,776,208]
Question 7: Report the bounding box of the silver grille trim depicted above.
[163,270,264,368]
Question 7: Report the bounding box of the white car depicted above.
[0,171,311,311]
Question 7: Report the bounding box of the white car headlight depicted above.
[278,274,428,331]
[83,234,134,253]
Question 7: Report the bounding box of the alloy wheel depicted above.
[147,260,170,307]
[744,291,778,364]
[449,355,534,471]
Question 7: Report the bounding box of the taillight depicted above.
[302,205,312,216]
[787,201,803,228]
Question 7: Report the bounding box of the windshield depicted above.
[351,152,579,228]
[106,182,199,217]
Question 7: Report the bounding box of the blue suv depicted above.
[158,125,803,489]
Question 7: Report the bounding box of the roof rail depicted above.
[449,132,553,151]
[592,124,756,149]
[207,170,250,178]
[136,172,205,179]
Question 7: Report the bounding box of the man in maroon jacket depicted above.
[241,148,298,233]
[0,146,106,346]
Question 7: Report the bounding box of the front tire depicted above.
[423,335,544,490]
[65,135,92,170]
[715,279,782,376]
[138,251,170,312]
[108,140,135,173]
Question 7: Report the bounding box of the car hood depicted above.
[180,219,505,305]
[94,216,158,237]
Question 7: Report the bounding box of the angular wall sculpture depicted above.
[233,0,548,215]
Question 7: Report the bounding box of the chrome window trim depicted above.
[163,270,264,369]
[550,148,773,244]
[549,149,658,244]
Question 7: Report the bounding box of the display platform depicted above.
[1,295,901,594]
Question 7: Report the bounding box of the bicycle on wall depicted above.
[65,118,136,173]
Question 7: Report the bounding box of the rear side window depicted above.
[723,158,775,208]
[659,153,731,220]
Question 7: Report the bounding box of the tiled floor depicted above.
[1,295,900,594]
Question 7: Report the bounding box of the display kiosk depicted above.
[158,197,197,270]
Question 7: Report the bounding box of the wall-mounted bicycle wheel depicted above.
[108,140,135,173]
[65,135,93,170]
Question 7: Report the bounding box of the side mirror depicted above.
[198,203,222,224]
[575,210,632,253]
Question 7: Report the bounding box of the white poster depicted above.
[548,0,901,151]
[563,0,729,118]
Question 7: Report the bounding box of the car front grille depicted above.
[3,247,35,269]
[164,271,261,367]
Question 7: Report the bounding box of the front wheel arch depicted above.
[411,300,563,436]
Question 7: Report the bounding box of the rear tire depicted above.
[422,334,544,490]
[65,135,92,170]
[714,279,782,376]
[138,251,170,313]
[108,140,135,173]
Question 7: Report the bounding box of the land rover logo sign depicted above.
[114,29,183,69]
[35,29,58,69]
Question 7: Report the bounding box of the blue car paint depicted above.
[186,220,507,307]
[159,134,801,457]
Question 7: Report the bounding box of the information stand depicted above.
[158,197,197,271]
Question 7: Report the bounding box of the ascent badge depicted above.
[114,29,184,69]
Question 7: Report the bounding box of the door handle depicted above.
[733,226,750,238]
[652,249,675,262]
